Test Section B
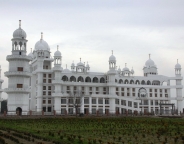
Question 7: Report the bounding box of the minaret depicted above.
[4,20,32,115]
[175,59,183,114]
[107,50,116,114]
[0,66,4,113]
[53,45,62,114]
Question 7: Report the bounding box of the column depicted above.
[37,73,43,112]
[80,96,84,113]
[148,100,150,112]
[109,98,115,114]
[89,96,92,114]
[96,97,98,110]
[54,97,61,114]
[103,98,105,114]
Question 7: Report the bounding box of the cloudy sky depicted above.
[0,0,184,99]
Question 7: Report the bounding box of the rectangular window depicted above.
[43,91,46,95]
[43,100,46,104]
[48,74,52,78]
[165,89,167,93]
[155,94,157,97]
[127,93,129,96]
[96,87,99,91]
[116,92,119,96]
[89,87,92,91]
[84,98,89,104]
[149,89,152,92]
[121,88,124,91]
[48,91,51,95]
[155,89,157,92]
[132,88,135,92]
[98,99,103,104]
[92,99,96,104]
[105,99,109,104]
[48,99,51,104]
[160,89,162,92]
[17,84,23,88]
[133,93,135,96]
[121,93,124,96]
[48,86,51,90]
[150,93,152,97]
[74,86,77,90]
[43,107,46,112]
[103,87,106,91]
[103,92,106,94]
[43,79,46,83]
[121,100,126,106]
[82,87,84,91]
[17,67,23,71]
[160,94,162,97]
[61,99,66,104]
[43,86,46,90]
[165,94,168,97]
[43,74,46,78]
[48,79,52,83]
[67,86,70,90]
[128,101,132,107]
[115,99,119,104]
[116,87,118,91]
[46,66,48,69]
[48,107,51,112]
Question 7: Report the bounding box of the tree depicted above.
[1,100,7,114]
[68,90,84,117]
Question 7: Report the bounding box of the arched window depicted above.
[119,79,123,84]
[141,80,145,85]
[77,76,84,82]
[93,77,98,83]
[124,79,129,84]
[85,77,91,82]
[130,80,134,84]
[147,81,151,85]
[152,80,160,85]
[62,75,68,81]
[19,42,22,50]
[100,77,105,83]
[70,76,76,82]
[135,80,140,85]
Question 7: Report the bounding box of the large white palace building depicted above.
[1,21,183,115]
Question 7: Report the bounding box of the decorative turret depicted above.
[109,50,116,70]
[12,20,27,56]
[71,61,75,71]
[175,59,181,76]
[143,54,157,76]
[54,45,62,66]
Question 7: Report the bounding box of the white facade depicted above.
[3,21,184,115]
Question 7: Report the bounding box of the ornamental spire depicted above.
[112,50,113,55]
[177,59,178,64]
[57,45,59,51]
[149,54,151,59]
[31,48,32,53]
[41,32,43,40]
[19,20,21,28]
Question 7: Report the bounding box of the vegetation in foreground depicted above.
[0,117,184,144]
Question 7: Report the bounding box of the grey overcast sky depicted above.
[0,0,184,99]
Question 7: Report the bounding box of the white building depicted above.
[3,21,184,115]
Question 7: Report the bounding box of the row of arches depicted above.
[117,79,161,85]
[62,76,106,83]
[13,41,26,51]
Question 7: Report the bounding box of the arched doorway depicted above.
[16,107,22,116]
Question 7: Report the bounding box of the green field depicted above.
[0,117,184,144]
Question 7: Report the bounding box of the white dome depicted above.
[145,58,155,67]
[28,52,34,59]
[13,28,27,39]
[175,63,181,69]
[35,39,50,51]
[123,67,129,71]
[54,50,61,56]
[109,54,116,61]
[62,68,71,73]
[77,62,84,66]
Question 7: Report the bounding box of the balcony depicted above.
[4,88,31,93]
[4,71,31,77]
[6,55,32,61]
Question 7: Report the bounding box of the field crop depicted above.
[0,117,184,144]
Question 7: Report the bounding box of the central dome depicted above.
[35,39,50,51]
[13,20,26,39]
[145,59,155,67]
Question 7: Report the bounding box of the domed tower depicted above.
[175,59,181,76]
[71,61,75,72]
[107,50,116,114]
[131,67,134,76]
[86,62,90,72]
[122,63,130,76]
[4,20,32,115]
[0,66,4,113]
[53,45,63,114]
[174,59,183,113]
[30,32,54,112]
[143,54,157,76]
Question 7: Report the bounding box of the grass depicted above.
[0,117,184,144]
